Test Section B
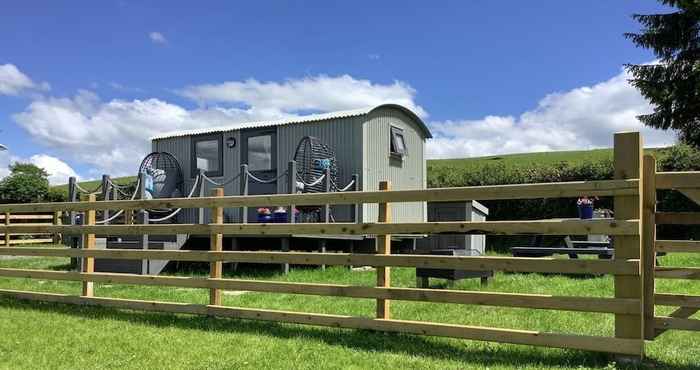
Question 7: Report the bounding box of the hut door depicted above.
[241,129,278,218]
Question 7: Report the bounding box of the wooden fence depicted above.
[645,162,700,338]
[0,212,60,246]
[0,132,652,359]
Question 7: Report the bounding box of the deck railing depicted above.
[0,132,649,359]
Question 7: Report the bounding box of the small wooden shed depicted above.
[151,104,432,224]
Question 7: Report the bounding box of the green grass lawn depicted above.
[0,247,698,369]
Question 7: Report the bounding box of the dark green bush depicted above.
[427,145,700,251]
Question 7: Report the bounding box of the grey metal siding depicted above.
[362,107,426,223]
[150,105,427,226]
[276,115,364,221]
[153,130,241,224]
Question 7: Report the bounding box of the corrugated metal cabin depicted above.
[150,103,432,225]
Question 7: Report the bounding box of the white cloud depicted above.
[178,75,426,117]
[0,152,78,185]
[14,75,422,177]
[149,32,167,44]
[426,69,676,159]
[0,64,49,96]
[28,154,80,185]
[0,151,10,179]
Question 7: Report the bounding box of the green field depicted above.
[0,247,698,370]
[50,147,659,192]
[50,176,137,199]
[428,148,616,173]
[426,147,671,175]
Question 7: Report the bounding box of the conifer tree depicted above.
[625,1,700,145]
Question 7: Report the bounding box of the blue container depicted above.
[257,214,272,223]
[273,211,288,223]
[578,204,594,219]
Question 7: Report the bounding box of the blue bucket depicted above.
[273,211,288,223]
[578,204,594,219]
[257,214,272,223]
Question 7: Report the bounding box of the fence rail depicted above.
[0,132,655,359]
[646,159,700,339]
[0,179,639,213]
[0,212,59,246]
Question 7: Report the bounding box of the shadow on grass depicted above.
[0,298,694,370]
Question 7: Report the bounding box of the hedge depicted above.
[427,144,700,251]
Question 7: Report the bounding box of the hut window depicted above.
[191,134,223,177]
[390,126,407,157]
[247,134,273,171]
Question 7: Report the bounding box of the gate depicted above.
[645,160,700,338]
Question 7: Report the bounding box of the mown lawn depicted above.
[0,248,698,370]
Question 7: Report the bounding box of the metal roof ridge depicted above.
[150,106,373,140]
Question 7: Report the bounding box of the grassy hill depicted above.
[428,148,615,174]
[51,176,137,199]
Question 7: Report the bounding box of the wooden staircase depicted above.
[94,234,188,275]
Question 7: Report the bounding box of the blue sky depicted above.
[0,1,676,183]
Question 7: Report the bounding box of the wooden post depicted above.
[209,188,224,306]
[288,160,297,223]
[52,211,62,244]
[376,181,391,319]
[82,194,96,297]
[68,177,79,268]
[101,174,110,224]
[68,176,77,226]
[111,181,118,225]
[240,164,249,223]
[642,154,657,340]
[323,167,331,222]
[137,172,150,274]
[281,160,296,275]
[197,169,206,224]
[613,132,644,359]
[3,212,9,246]
[351,174,359,223]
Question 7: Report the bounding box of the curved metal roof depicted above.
[151,103,431,140]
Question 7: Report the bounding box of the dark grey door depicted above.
[241,129,277,220]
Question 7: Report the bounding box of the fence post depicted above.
[210,187,224,306]
[351,174,359,223]
[281,160,296,275]
[53,211,62,244]
[137,172,150,274]
[198,169,206,225]
[3,212,9,246]
[288,161,297,224]
[613,132,644,360]
[68,176,78,267]
[642,154,657,340]
[323,167,331,222]
[124,179,134,225]
[376,181,391,319]
[82,194,96,297]
[240,164,249,223]
[101,174,110,224]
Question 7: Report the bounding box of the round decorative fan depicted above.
[138,152,184,199]
[293,136,338,193]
